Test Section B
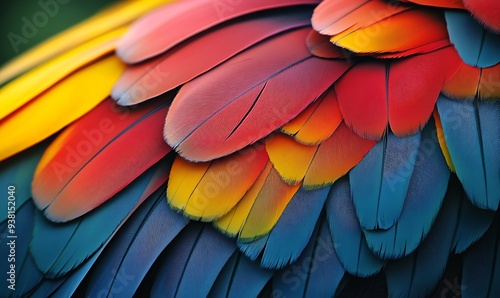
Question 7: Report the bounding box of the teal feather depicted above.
[273,217,344,297]
[237,234,268,261]
[350,132,420,230]
[445,10,500,67]
[436,95,500,210]
[452,179,495,254]
[30,156,171,278]
[363,121,450,259]
[261,187,329,269]
[385,178,460,298]
[325,177,385,277]
[0,140,48,223]
[151,223,236,297]
[86,187,188,297]
[208,252,273,297]
[462,215,500,298]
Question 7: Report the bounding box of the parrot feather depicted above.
[86,188,188,297]
[443,63,500,99]
[0,141,48,222]
[259,186,331,269]
[325,177,385,277]
[350,132,421,230]
[208,252,273,298]
[150,224,236,297]
[436,95,500,210]
[0,29,125,122]
[462,215,500,298]
[266,134,317,185]
[281,86,342,145]
[385,177,460,298]
[167,144,268,221]
[273,217,345,297]
[30,157,171,278]
[112,8,312,105]
[164,28,349,162]
[363,121,450,259]
[452,180,495,254]
[0,55,125,161]
[303,123,376,189]
[312,0,409,36]
[0,0,172,85]
[117,0,321,63]
[32,97,172,222]
[445,10,500,67]
[462,0,500,32]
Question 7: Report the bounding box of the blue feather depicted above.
[462,215,500,298]
[151,224,235,297]
[236,187,329,269]
[261,186,330,269]
[30,156,172,278]
[452,180,495,254]
[237,234,268,261]
[445,10,500,67]
[436,95,500,210]
[273,217,344,297]
[325,177,385,277]
[37,246,103,298]
[350,132,420,230]
[363,121,450,259]
[0,141,47,223]
[208,252,273,297]
[385,178,460,298]
[86,188,188,297]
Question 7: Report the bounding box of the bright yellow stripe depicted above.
[0,27,127,121]
[0,0,174,85]
[0,55,125,161]
[433,110,455,172]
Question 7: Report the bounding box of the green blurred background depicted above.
[0,0,117,66]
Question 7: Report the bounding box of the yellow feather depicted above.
[266,134,317,185]
[167,146,268,221]
[214,163,272,237]
[433,110,456,172]
[0,27,126,121]
[0,0,173,85]
[0,55,125,161]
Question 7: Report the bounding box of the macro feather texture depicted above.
[0,0,499,297]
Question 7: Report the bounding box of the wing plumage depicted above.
[0,0,499,296]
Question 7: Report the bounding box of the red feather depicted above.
[164,28,350,162]
[388,46,461,135]
[117,0,321,63]
[112,9,311,105]
[32,96,172,222]
[463,0,500,32]
[335,62,388,140]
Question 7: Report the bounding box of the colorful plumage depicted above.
[0,0,499,297]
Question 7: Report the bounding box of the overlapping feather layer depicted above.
[0,0,498,297]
